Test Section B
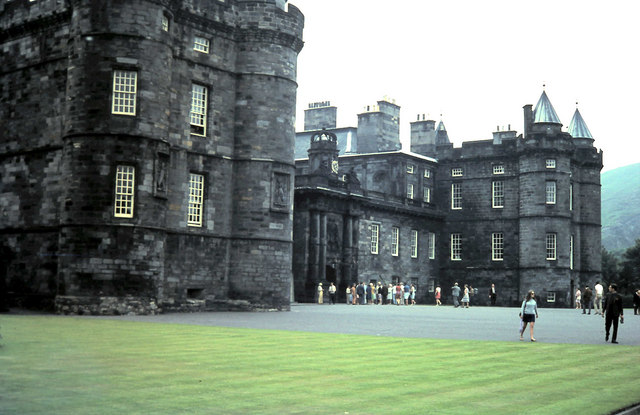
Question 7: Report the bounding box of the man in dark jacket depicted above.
[582,286,593,314]
[356,282,365,305]
[603,283,624,344]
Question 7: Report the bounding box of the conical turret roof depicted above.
[533,91,561,124]
[435,119,450,145]
[568,108,593,139]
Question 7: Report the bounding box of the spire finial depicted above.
[542,82,546,90]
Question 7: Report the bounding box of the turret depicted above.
[530,90,563,135]
[568,107,595,148]
[308,130,340,176]
[435,119,450,146]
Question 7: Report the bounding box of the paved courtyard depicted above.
[98,303,640,346]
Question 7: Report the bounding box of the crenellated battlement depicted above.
[0,0,69,32]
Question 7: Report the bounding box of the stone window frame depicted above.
[450,233,462,261]
[492,180,504,208]
[492,232,504,261]
[569,183,573,211]
[451,167,463,177]
[370,223,380,255]
[114,165,135,218]
[190,83,208,136]
[493,164,505,175]
[406,164,415,174]
[428,232,436,260]
[406,183,414,200]
[187,173,205,227]
[161,14,170,32]
[570,234,574,270]
[546,159,556,169]
[410,229,418,258]
[545,181,556,205]
[546,232,557,261]
[391,226,399,257]
[451,182,462,210]
[423,186,431,203]
[111,69,137,116]
[193,36,210,53]
[424,169,431,178]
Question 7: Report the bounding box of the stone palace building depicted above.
[0,0,602,313]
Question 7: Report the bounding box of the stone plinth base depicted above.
[55,296,160,316]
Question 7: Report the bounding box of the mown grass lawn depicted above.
[1,315,638,415]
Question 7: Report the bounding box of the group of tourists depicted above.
[341,282,417,306]
[574,281,606,315]
[443,282,498,308]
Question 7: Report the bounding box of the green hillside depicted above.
[601,163,640,253]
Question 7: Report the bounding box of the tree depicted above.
[601,247,619,289]
[618,239,640,294]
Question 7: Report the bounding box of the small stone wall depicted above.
[55,296,287,315]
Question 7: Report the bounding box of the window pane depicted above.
[391,227,399,256]
[451,183,461,209]
[114,165,135,218]
[428,232,435,259]
[370,224,379,254]
[492,181,504,208]
[190,84,208,136]
[187,173,204,227]
[492,232,504,261]
[451,233,461,260]
[112,70,137,115]
[546,181,556,204]
[546,233,557,260]
[194,36,210,53]
[411,230,418,258]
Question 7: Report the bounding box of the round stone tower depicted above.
[53,0,304,313]
[57,0,175,312]
[228,0,304,309]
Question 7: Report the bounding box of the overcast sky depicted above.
[290,0,639,172]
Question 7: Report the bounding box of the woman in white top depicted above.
[519,290,539,342]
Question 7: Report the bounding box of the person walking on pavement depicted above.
[603,283,624,344]
[519,290,539,342]
[317,283,324,304]
[356,282,365,305]
[594,281,604,315]
[489,283,497,306]
[582,286,593,314]
[328,282,336,305]
[461,284,470,308]
[634,289,640,315]
[451,283,461,308]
